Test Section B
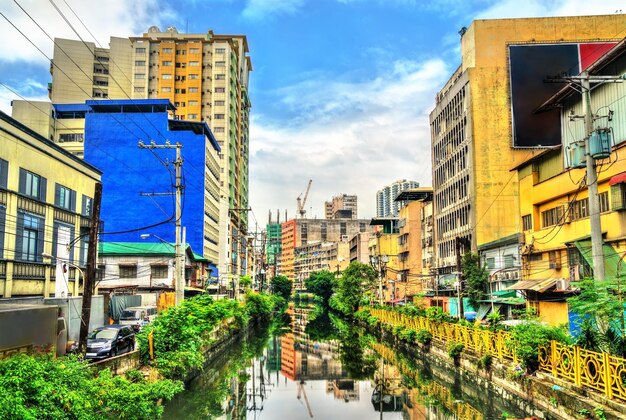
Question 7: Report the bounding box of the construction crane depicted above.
[297,380,313,418]
[296,179,313,218]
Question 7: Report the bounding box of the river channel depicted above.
[164,303,546,419]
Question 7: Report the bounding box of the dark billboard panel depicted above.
[508,42,617,148]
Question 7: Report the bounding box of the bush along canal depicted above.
[163,302,547,419]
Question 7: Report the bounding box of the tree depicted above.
[305,270,335,306]
[331,262,377,315]
[239,275,252,290]
[462,252,488,309]
[270,275,292,301]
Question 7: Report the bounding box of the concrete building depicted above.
[510,39,626,327]
[293,240,349,289]
[376,180,419,217]
[97,242,210,291]
[42,27,252,282]
[429,14,625,274]
[83,99,221,270]
[325,194,357,219]
[0,111,102,298]
[348,231,371,265]
[279,218,374,282]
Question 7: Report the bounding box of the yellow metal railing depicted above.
[539,340,626,402]
[366,307,516,362]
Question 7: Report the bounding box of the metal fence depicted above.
[539,340,626,402]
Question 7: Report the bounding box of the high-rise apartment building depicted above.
[376,180,419,217]
[325,194,357,219]
[429,15,624,273]
[45,27,252,280]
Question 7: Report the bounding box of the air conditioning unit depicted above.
[567,141,586,169]
[555,279,570,291]
[341,235,349,241]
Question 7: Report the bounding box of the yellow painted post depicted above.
[148,330,154,360]
[604,352,613,399]
[574,345,582,387]
[551,340,558,378]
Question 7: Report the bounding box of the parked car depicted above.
[119,306,158,332]
[85,325,135,360]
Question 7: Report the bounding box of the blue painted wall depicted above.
[84,109,207,254]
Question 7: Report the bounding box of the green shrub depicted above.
[399,328,418,342]
[507,321,570,371]
[415,329,433,346]
[447,342,464,359]
[477,353,493,370]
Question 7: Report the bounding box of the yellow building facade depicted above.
[0,111,102,297]
[430,15,625,274]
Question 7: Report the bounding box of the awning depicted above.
[609,172,626,185]
[574,239,621,280]
[506,278,557,292]
[491,289,517,298]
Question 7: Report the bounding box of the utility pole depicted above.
[546,72,625,281]
[139,141,184,304]
[455,237,464,320]
[79,182,101,353]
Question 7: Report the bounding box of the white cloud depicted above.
[0,0,176,65]
[242,0,308,20]
[249,58,449,219]
[475,0,626,19]
[0,79,50,114]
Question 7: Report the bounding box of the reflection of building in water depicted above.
[266,335,282,372]
[371,360,404,412]
[280,303,348,381]
[326,379,360,402]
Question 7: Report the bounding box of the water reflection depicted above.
[164,303,537,419]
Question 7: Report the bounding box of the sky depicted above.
[1,0,625,225]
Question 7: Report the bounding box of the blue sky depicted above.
[1,0,624,222]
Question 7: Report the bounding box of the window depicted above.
[134,87,145,93]
[19,168,46,200]
[0,158,7,189]
[162,87,172,93]
[214,114,225,119]
[522,214,532,231]
[215,61,225,67]
[214,100,225,106]
[188,87,199,93]
[215,87,225,93]
[174,88,186,94]
[571,199,588,220]
[151,265,168,279]
[55,184,75,211]
[162,74,172,79]
[599,191,609,213]
[82,195,93,217]
[485,257,495,269]
[135,47,146,54]
[189,48,200,54]
[541,206,564,228]
[97,264,105,282]
[504,254,515,268]
[215,74,225,80]
[175,62,186,68]
[340,222,346,235]
[162,48,173,53]
[189,74,199,79]
[215,48,225,53]
[188,100,198,106]
[176,49,186,55]
[162,61,172,66]
[58,133,84,143]
[359,223,366,232]
[79,227,89,265]
[188,61,199,66]
[134,73,145,79]
[188,114,198,119]
[174,102,186,107]
[17,213,44,262]
[134,60,145,66]
[611,182,626,211]
[119,265,137,279]
[213,127,224,133]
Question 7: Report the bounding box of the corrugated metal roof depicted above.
[99,242,175,256]
[506,278,557,292]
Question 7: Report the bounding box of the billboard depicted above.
[508,42,617,148]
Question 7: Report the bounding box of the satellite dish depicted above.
[147,26,160,33]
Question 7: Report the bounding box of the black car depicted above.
[85,325,135,360]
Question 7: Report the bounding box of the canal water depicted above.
[164,303,544,419]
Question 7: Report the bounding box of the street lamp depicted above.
[141,233,184,305]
